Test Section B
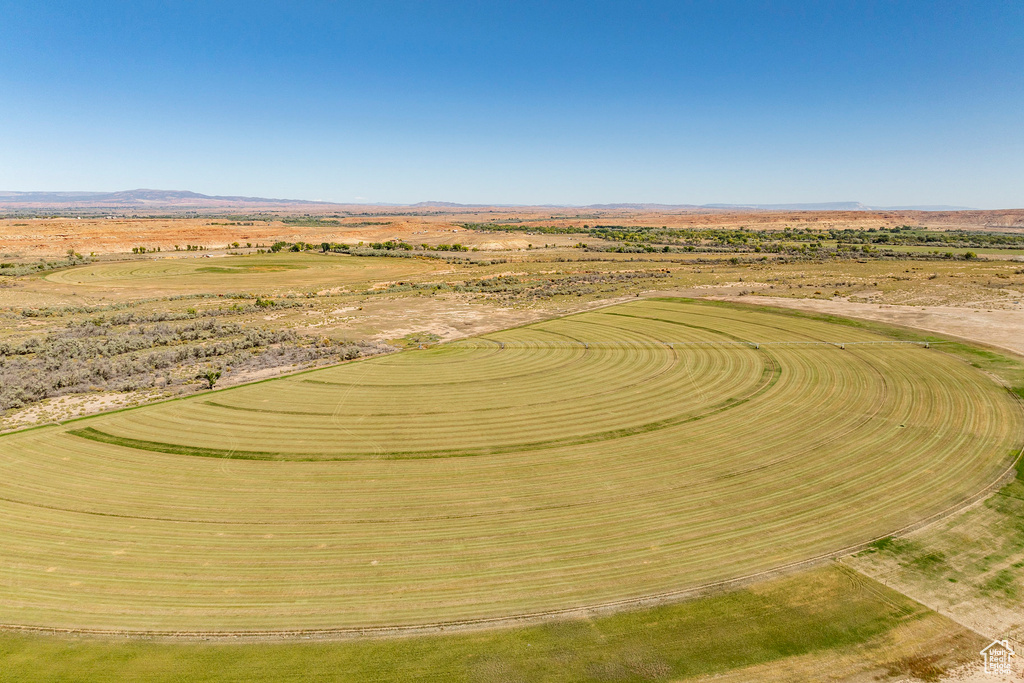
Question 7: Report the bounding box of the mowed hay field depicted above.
[0,299,1019,633]
[41,252,443,294]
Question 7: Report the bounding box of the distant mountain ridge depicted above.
[390,200,980,211]
[700,202,977,211]
[0,189,318,208]
[0,190,977,212]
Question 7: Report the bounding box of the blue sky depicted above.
[1,1,1021,207]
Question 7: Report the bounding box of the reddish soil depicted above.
[3,208,1022,258]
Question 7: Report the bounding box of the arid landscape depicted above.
[4,3,1023,680]
[3,202,1024,257]
[2,204,1024,681]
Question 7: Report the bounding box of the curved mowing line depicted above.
[202,401,336,417]
[299,350,591,387]
[0,491,585,526]
[601,311,752,341]
[200,347,687,418]
[66,428,293,461]
[67,363,779,461]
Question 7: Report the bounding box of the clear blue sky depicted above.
[1,1,1021,207]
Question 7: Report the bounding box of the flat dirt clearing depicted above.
[0,299,1019,633]
[711,295,1024,358]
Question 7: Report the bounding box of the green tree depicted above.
[203,370,222,390]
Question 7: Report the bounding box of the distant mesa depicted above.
[703,201,872,211]
[0,189,318,209]
[408,200,492,208]
[407,200,979,211]
[700,202,978,211]
[0,190,978,212]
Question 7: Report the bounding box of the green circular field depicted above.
[42,253,440,293]
[0,299,1019,633]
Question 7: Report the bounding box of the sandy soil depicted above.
[345,295,634,344]
[0,217,569,257]
[1,391,143,432]
[694,294,1024,359]
[942,660,1024,682]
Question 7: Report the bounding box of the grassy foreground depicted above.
[0,565,974,682]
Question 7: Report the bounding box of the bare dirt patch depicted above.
[702,295,1024,358]
[2,391,145,432]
